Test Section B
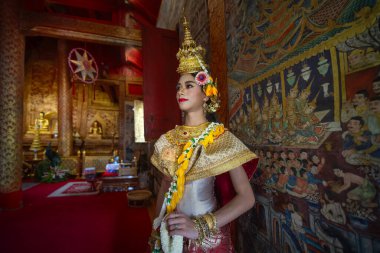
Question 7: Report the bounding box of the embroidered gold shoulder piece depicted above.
[165,122,210,146]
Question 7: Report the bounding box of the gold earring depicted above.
[202,102,208,114]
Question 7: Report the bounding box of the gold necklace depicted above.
[166,122,210,146]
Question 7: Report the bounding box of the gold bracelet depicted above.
[198,216,211,238]
[202,213,214,234]
[209,212,218,232]
[192,218,204,245]
[202,213,218,234]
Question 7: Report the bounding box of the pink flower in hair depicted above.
[195,71,209,86]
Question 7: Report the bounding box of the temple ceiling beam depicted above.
[20,11,142,47]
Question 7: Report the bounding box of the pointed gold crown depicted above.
[176,16,208,74]
[301,81,312,95]
[290,77,299,92]
[309,90,320,107]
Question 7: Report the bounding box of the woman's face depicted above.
[176,73,207,113]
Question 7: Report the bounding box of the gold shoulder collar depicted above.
[185,130,257,181]
[165,122,210,146]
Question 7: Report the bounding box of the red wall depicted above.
[142,27,180,140]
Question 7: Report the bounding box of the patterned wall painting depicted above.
[341,65,380,167]
[230,50,341,148]
[225,0,379,83]
[225,1,380,252]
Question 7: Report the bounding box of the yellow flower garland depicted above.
[166,123,225,214]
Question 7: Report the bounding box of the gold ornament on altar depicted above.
[30,124,43,160]
[35,112,50,133]
[88,120,103,139]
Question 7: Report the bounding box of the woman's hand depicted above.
[166,212,198,239]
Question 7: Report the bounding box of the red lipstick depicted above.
[178,98,188,103]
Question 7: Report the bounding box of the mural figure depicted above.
[294,94,326,144]
[341,90,370,123]
[261,96,271,141]
[282,203,326,253]
[373,72,380,95]
[269,94,283,143]
[286,203,305,237]
[253,100,262,137]
[286,83,298,133]
[308,155,327,186]
[295,82,311,113]
[299,150,309,168]
[342,116,380,165]
[320,192,347,225]
[332,168,377,208]
[368,96,380,144]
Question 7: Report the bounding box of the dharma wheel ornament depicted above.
[68,48,98,84]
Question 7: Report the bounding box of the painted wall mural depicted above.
[225,0,379,82]
[225,1,380,252]
[230,50,342,148]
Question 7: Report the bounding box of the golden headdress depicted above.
[308,90,320,108]
[176,16,207,74]
[301,78,314,96]
[176,16,220,113]
[291,77,299,92]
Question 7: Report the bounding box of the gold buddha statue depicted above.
[35,112,50,133]
[88,120,103,139]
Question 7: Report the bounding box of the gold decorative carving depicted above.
[72,81,123,143]
[57,40,73,157]
[24,59,58,134]
[89,83,119,110]
[86,110,118,139]
[0,0,24,193]
[134,100,145,143]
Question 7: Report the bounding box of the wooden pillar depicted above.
[0,0,25,209]
[57,40,73,157]
[119,81,126,161]
[208,0,229,126]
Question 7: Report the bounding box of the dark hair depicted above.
[370,96,380,102]
[355,89,369,98]
[350,116,364,126]
[206,113,218,122]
